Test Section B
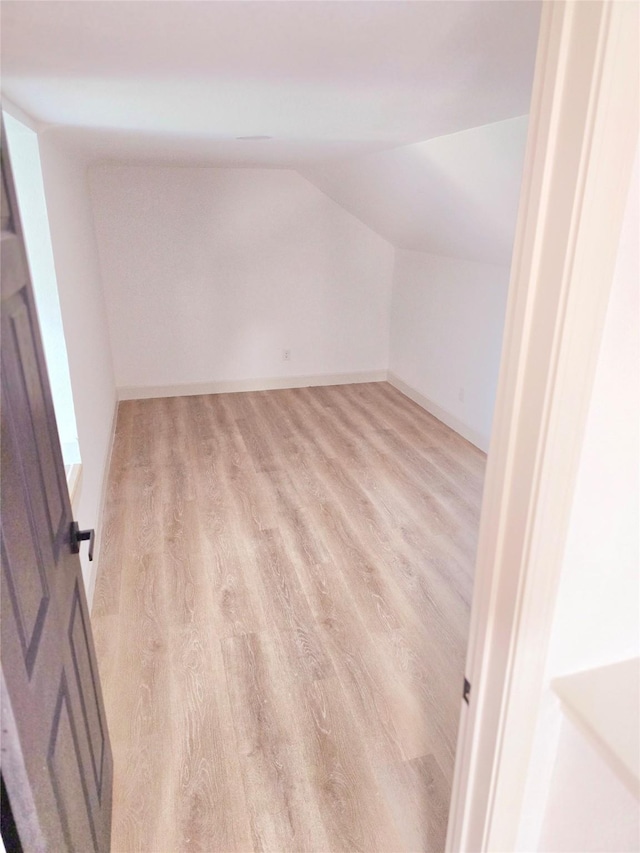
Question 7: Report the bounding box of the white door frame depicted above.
[446,2,639,851]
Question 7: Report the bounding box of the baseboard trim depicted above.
[387,371,489,452]
[86,396,119,613]
[117,371,388,401]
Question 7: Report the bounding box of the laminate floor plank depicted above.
[92,382,484,852]
[297,673,406,853]
[168,623,253,852]
[103,602,177,853]
[221,631,332,852]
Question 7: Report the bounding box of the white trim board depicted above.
[446,3,639,850]
[387,372,489,452]
[66,463,83,512]
[86,396,119,612]
[118,371,488,453]
[117,370,387,401]
[552,658,640,800]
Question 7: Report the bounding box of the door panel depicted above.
[48,672,99,851]
[68,579,108,802]
[3,278,68,554]
[0,390,51,677]
[1,122,113,852]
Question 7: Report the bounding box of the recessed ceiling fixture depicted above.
[235,135,273,141]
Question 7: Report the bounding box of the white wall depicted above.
[537,720,639,853]
[518,146,639,852]
[88,165,394,394]
[3,112,80,466]
[38,130,117,601]
[389,249,510,450]
[548,150,639,676]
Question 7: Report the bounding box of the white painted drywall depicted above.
[38,130,117,599]
[3,112,80,466]
[548,152,640,676]
[88,165,394,393]
[1,2,539,162]
[517,146,640,851]
[300,116,529,265]
[537,720,639,852]
[389,249,510,450]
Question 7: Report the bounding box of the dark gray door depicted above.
[1,123,113,852]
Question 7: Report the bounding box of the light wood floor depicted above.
[92,382,485,853]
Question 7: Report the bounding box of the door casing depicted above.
[446,2,639,850]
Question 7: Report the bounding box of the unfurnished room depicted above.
[1,2,639,852]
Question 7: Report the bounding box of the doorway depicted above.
[3,111,81,500]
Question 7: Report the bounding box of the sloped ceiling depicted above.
[298,116,529,265]
[2,1,539,166]
[2,1,538,263]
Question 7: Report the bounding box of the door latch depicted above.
[463,677,471,705]
[70,521,95,561]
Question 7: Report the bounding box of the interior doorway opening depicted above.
[3,111,81,486]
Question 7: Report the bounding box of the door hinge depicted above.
[463,677,471,705]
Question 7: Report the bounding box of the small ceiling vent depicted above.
[235,135,273,141]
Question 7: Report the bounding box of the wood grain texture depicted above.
[92,382,485,852]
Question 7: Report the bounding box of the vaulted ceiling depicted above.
[300,116,529,265]
[2,1,539,166]
[1,1,539,263]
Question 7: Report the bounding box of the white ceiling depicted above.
[1,0,540,167]
[300,116,529,264]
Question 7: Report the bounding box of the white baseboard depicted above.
[117,371,488,450]
[117,370,387,401]
[387,371,489,452]
[86,396,119,613]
